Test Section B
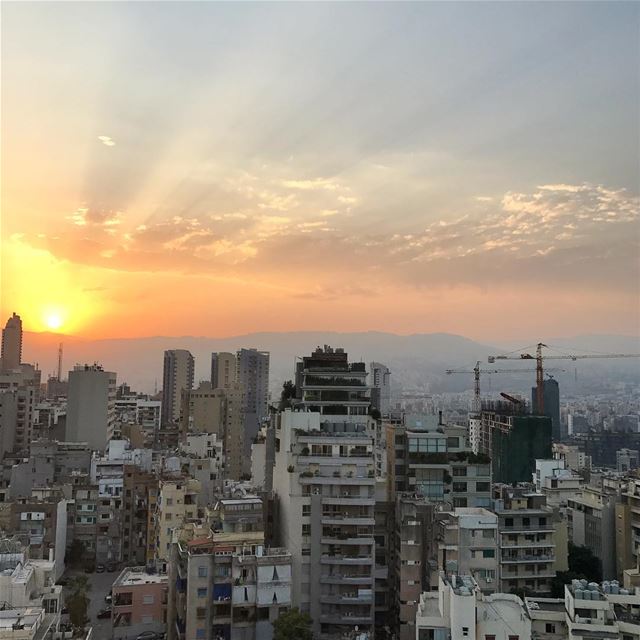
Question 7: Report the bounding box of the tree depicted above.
[273,607,313,640]
[66,575,91,629]
[550,544,602,597]
[65,540,86,568]
[279,381,297,411]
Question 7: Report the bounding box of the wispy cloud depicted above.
[97,135,116,147]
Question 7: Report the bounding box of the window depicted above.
[446,437,459,449]
[462,628,469,637]
[482,549,495,558]
[453,482,467,493]
[166,498,173,506]
[485,636,496,640]
[475,482,490,492]
[302,524,311,536]
[197,588,207,598]
[143,595,154,604]
[196,608,206,619]
[505,517,514,527]
[482,529,493,538]
[198,566,208,578]
[196,630,206,639]
[302,548,311,556]
[453,467,467,477]
[141,615,153,624]
[508,637,519,640]
[302,505,311,517]
[545,624,555,633]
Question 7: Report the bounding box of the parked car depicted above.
[104,594,112,604]
[97,608,111,619]
[96,564,105,573]
[136,632,163,640]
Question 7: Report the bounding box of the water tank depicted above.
[603,583,611,594]
[580,579,589,588]
[574,589,583,599]
[589,582,599,591]
[611,584,620,595]
[583,590,592,600]
[620,589,629,595]
[572,579,581,589]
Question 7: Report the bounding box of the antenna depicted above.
[57,343,63,381]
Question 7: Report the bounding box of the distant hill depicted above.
[23,330,640,396]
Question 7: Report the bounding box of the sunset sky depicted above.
[2,2,639,341]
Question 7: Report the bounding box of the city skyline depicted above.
[2,2,639,341]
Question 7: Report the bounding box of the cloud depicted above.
[98,135,116,147]
[22,181,640,299]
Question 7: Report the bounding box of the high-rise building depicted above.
[369,362,391,416]
[180,380,245,480]
[386,414,492,508]
[532,378,561,441]
[273,409,376,639]
[66,364,117,450]
[236,348,269,462]
[432,508,499,595]
[210,352,236,390]
[161,350,194,426]
[494,485,566,595]
[477,401,552,484]
[1,312,22,372]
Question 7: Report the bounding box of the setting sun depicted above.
[44,312,63,331]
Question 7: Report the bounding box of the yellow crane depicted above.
[488,343,640,413]
[445,361,564,413]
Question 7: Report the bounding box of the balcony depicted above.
[501,555,555,563]
[500,524,555,532]
[320,594,373,605]
[319,613,373,625]
[320,575,372,585]
[321,537,375,546]
[320,555,374,565]
[321,516,375,526]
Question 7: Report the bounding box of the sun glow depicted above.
[44,312,64,331]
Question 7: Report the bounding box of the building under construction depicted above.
[476,399,552,484]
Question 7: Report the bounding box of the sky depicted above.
[1,1,639,341]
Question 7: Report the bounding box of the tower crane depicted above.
[488,343,640,414]
[445,361,564,414]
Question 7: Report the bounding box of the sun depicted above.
[44,312,64,331]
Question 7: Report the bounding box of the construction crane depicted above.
[488,343,640,414]
[445,361,564,414]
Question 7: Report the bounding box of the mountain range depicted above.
[22,331,640,397]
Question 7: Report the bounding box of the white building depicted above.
[526,579,640,640]
[534,459,583,509]
[415,574,531,640]
[66,364,116,450]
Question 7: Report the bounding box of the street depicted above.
[63,570,118,640]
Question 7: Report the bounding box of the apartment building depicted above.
[568,485,618,580]
[155,477,200,568]
[273,408,376,639]
[534,459,584,510]
[393,494,434,640]
[122,466,158,566]
[167,496,292,640]
[494,486,565,596]
[112,566,168,640]
[162,350,194,426]
[526,580,640,640]
[387,414,491,508]
[415,574,531,640]
[66,364,117,450]
[179,433,224,507]
[433,508,499,594]
[552,444,591,474]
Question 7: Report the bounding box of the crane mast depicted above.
[488,343,640,415]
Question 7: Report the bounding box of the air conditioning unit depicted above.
[486,578,493,583]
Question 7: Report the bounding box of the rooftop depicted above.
[114,567,168,587]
